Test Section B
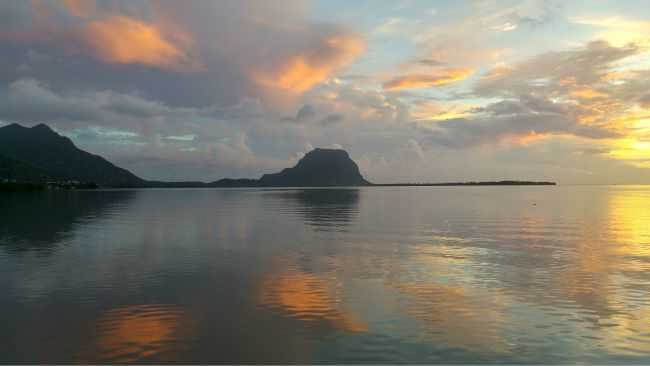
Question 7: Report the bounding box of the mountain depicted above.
[0,123,145,186]
[0,154,48,183]
[0,123,371,188]
[256,148,370,187]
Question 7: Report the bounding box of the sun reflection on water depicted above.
[608,188,650,258]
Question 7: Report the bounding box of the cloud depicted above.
[0,78,252,134]
[467,40,650,163]
[383,68,474,90]
[319,113,344,126]
[305,81,410,123]
[0,1,365,108]
[639,93,650,108]
[568,87,608,100]
[82,15,200,71]
[406,138,424,159]
[103,132,290,181]
[426,95,620,149]
[295,104,316,122]
[490,0,561,30]
[416,58,446,67]
[0,79,100,123]
[572,16,650,47]
[284,104,345,126]
[411,100,475,121]
[2,1,650,185]
[0,78,201,126]
[62,0,96,17]
[252,34,365,94]
[0,78,401,181]
[490,22,518,32]
[476,40,639,97]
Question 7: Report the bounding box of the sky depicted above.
[1,0,650,184]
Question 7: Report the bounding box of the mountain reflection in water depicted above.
[0,190,134,253]
[270,188,360,230]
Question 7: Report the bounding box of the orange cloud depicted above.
[253,35,365,93]
[501,131,553,146]
[570,87,608,100]
[4,3,200,72]
[82,15,199,71]
[383,68,474,90]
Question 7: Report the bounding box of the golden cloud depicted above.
[82,15,200,71]
[253,35,365,93]
[594,109,650,166]
[569,87,608,100]
[608,138,650,166]
[411,100,475,121]
[573,16,650,47]
[383,68,474,90]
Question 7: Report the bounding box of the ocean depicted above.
[1,186,649,363]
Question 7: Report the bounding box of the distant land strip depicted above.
[372,181,556,186]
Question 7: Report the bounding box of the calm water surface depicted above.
[1,186,650,363]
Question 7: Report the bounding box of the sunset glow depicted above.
[1,0,650,183]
